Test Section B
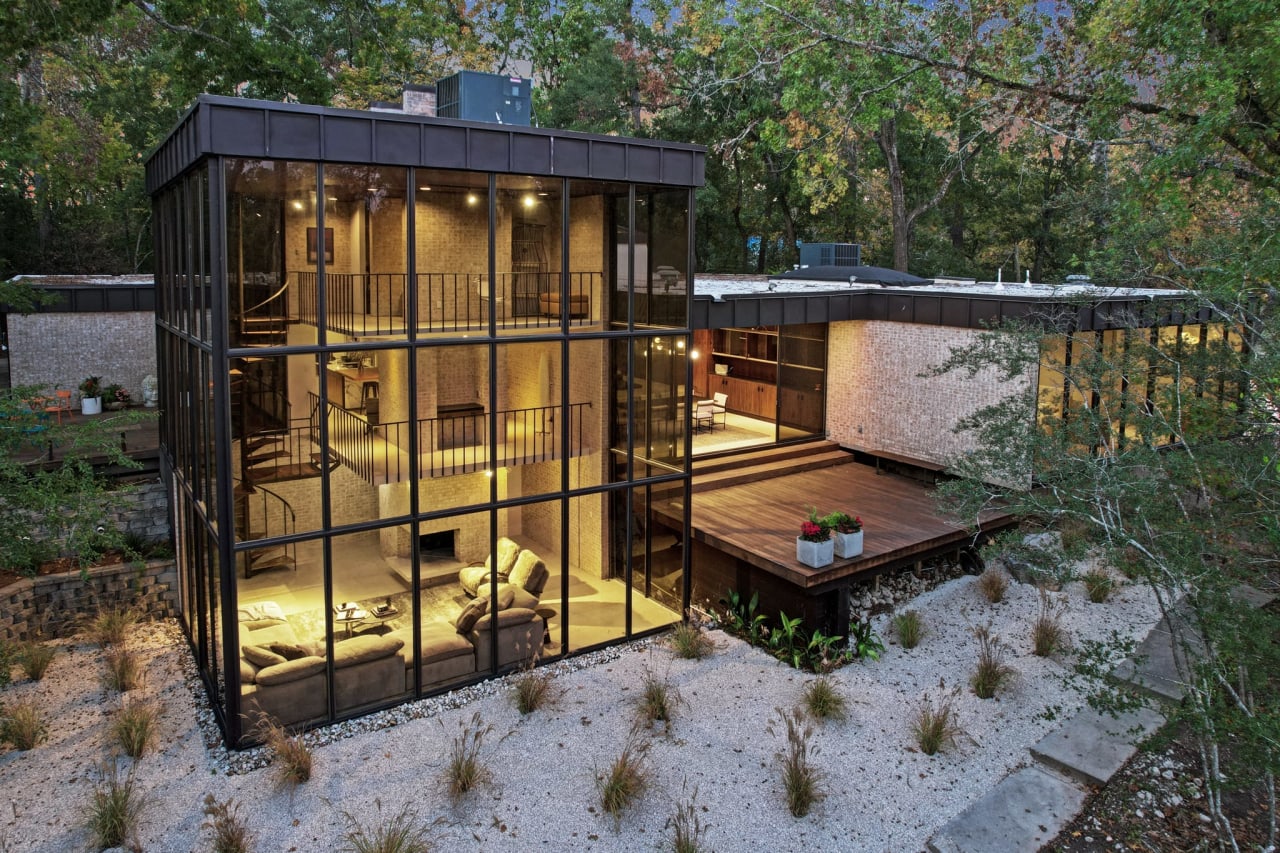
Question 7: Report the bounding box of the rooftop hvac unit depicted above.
[435,71,532,126]
[798,242,861,268]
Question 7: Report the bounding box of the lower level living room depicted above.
[234,524,681,730]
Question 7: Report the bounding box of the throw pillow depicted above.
[242,644,286,668]
[454,597,489,634]
[268,642,308,661]
[240,658,258,684]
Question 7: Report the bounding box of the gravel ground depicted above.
[0,571,1164,852]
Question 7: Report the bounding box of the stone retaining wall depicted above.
[0,558,178,642]
[108,477,171,542]
[847,556,972,622]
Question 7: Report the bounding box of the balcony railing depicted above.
[306,391,591,485]
[295,271,602,336]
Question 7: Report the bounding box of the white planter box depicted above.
[834,530,864,558]
[81,396,102,415]
[796,537,834,568]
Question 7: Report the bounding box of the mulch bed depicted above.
[1049,720,1272,851]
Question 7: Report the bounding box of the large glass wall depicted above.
[156,154,692,746]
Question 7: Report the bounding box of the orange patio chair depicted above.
[44,389,73,424]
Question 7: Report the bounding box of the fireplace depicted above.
[419,530,457,565]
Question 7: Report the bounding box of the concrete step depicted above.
[927,765,1085,853]
[1030,705,1165,786]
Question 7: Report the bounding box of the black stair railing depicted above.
[233,478,297,578]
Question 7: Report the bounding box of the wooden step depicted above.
[693,439,843,476]
[692,449,854,493]
[244,434,286,453]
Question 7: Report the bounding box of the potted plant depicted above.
[796,509,834,568]
[103,384,132,410]
[824,511,864,558]
[79,376,102,415]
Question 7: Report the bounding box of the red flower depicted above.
[799,520,828,542]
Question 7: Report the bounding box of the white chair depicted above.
[692,400,715,433]
[708,392,728,429]
[476,275,503,321]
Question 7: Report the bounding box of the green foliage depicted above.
[597,732,650,824]
[443,711,492,801]
[911,691,963,756]
[719,589,767,646]
[87,606,137,648]
[801,677,847,722]
[84,761,145,851]
[111,700,159,759]
[0,699,46,750]
[970,626,1014,700]
[1080,566,1116,603]
[340,799,438,853]
[847,618,885,662]
[768,706,823,818]
[103,647,143,693]
[255,714,312,787]
[1030,588,1068,658]
[892,610,924,649]
[16,640,54,681]
[638,670,682,733]
[668,620,715,660]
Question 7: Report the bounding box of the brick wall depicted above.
[8,311,156,400]
[826,321,1031,468]
[0,558,178,642]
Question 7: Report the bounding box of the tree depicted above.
[930,273,1280,849]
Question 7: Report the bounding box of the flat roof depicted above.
[146,94,706,194]
[1,275,155,313]
[691,274,1210,331]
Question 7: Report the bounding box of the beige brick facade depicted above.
[8,311,156,400]
[826,321,1031,467]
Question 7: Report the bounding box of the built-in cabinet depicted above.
[694,324,827,434]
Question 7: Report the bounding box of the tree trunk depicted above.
[875,116,913,272]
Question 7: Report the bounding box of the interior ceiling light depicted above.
[523,194,535,208]
[291,200,304,210]
[418,186,430,191]
[466,193,479,205]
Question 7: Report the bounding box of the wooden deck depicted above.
[656,460,1016,593]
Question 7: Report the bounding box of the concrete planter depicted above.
[796,537,834,568]
[80,396,102,415]
[834,530,864,558]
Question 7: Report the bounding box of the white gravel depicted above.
[0,572,1162,852]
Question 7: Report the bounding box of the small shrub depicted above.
[340,798,438,853]
[16,641,55,682]
[847,618,884,662]
[443,711,493,800]
[911,691,964,755]
[768,706,823,818]
[639,671,682,732]
[112,701,160,759]
[255,715,312,787]
[202,793,255,853]
[85,762,145,850]
[801,677,847,722]
[1081,566,1116,603]
[511,648,553,715]
[892,610,924,649]
[668,620,714,660]
[87,607,138,648]
[976,567,1009,603]
[971,626,1014,699]
[0,700,47,750]
[1031,587,1068,657]
[667,784,708,853]
[103,647,144,692]
[0,641,13,689]
[597,733,650,823]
